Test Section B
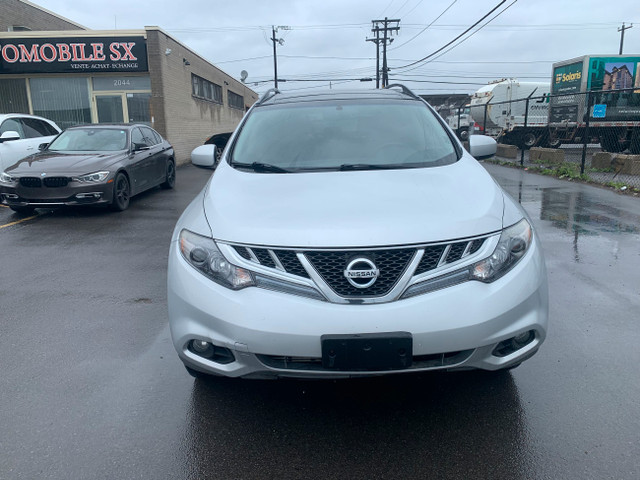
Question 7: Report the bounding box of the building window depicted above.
[0,79,29,113]
[9,26,32,32]
[191,74,222,104]
[29,77,91,130]
[228,90,244,110]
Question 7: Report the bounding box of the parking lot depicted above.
[1,163,639,480]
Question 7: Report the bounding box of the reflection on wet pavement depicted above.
[485,166,640,267]
[183,372,528,480]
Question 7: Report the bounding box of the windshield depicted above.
[48,128,128,152]
[231,100,458,172]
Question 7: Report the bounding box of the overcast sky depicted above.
[32,0,640,97]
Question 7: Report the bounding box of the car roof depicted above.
[0,113,59,124]
[65,123,156,130]
[257,86,424,107]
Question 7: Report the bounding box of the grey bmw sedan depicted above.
[0,124,175,213]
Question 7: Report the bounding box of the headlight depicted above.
[72,171,110,182]
[471,218,532,282]
[179,229,254,290]
[0,172,17,184]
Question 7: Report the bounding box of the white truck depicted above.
[445,104,473,140]
[469,79,554,149]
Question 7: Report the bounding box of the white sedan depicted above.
[0,114,61,172]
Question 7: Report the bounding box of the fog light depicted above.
[190,339,214,358]
[187,340,236,364]
[492,330,535,357]
[513,330,534,347]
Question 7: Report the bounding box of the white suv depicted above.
[0,114,61,172]
[168,86,548,379]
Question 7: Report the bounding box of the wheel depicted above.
[214,146,223,167]
[540,131,562,149]
[600,134,627,153]
[458,129,469,141]
[160,159,176,189]
[10,206,35,216]
[110,172,130,211]
[518,132,538,150]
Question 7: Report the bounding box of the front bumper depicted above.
[0,182,114,207]
[168,238,548,379]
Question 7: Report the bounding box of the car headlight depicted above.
[179,229,254,290]
[72,171,110,183]
[0,172,17,184]
[471,218,532,282]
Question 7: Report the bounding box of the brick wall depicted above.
[0,0,85,32]
[146,28,258,165]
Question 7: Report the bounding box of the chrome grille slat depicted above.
[223,235,491,302]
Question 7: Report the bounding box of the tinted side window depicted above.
[0,118,25,138]
[131,128,146,148]
[150,129,162,144]
[141,127,158,146]
[21,118,58,138]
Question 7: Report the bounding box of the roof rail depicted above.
[384,83,420,100]
[257,88,280,106]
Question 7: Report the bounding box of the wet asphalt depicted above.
[0,163,639,480]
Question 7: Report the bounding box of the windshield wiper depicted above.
[339,163,402,171]
[231,162,291,173]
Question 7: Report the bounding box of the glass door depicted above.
[95,95,124,123]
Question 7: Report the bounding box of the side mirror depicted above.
[38,142,49,151]
[191,144,217,168]
[133,143,150,152]
[0,131,21,143]
[468,135,497,160]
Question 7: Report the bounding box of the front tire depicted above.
[518,132,538,150]
[600,134,628,153]
[161,159,176,189]
[111,173,130,211]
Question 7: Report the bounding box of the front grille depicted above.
[256,349,474,372]
[229,236,488,301]
[19,177,42,188]
[305,249,414,297]
[274,250,309,278]
[43,176,69,188]
[445,241,467,263]
[252,248,276,268]
[414,245,446,275]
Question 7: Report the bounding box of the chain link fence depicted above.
[468,87,640,190]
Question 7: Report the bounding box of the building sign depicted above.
[552,62,583,95]
[0,36,148,74]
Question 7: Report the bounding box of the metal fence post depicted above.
[483,101,489,137]
[581,91,592,175]
[521,96,530,166]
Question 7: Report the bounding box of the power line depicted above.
[394,0,508,70]
[398,0,519,72]
[390,0,457,51]
[400,0,427,18]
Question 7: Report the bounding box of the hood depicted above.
[6,151,125,176]
[204,155,505,248]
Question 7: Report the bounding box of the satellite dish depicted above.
[240,70,248,83]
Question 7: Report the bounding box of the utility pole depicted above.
[618,23,633,55]
[271,26,290,89]
[366,18,400,88]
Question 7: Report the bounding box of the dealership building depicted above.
[0,0,258,163]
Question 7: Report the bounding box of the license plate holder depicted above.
[321,332,413,371]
